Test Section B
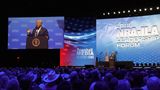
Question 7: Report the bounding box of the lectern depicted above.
[109,56,115,68]
[26,36,48,49]
[109,52,117,69]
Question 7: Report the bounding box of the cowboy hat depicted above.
[43,70,60,83]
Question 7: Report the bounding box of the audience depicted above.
[147,76,160,90]
[0,72,9,90]
[0,67,160,90]
[116,79,130,90]
[7,78,20,90]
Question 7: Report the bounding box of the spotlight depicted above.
[113,12,116,14]
[144,8,147,11]
[103,13,105,15]
[128,10,130,13]
[149,8,153,11]
[156,7,159,10]
[17,56,20,60]
[139,9,142,12]
[118,11,121,14]
[123,11,125,13]
[134,9,137,12]
[107,12,110,15]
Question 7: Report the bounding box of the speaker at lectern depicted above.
[109,51,117,68]
[26,23,49,49]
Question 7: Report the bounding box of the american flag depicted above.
[60,17,96,66]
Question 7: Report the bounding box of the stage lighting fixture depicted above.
[113,12,116,14]
[156,7,159,10]
[149,8,153,11]
[107,12,110,15]
[103,13,105,15]
[118,11,121,14]
[144,8,147,11]
[139,9,142,12]
[17,56,20,60]
[134,9,137,12]
[123,11,125,13]
[128,10,130,13]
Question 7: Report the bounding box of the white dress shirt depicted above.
[35,27,41,37]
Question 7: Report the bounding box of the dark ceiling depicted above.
[6,0,160,8]
[4,0,160,16]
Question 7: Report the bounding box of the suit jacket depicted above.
[31,27,49,40]
[26,27,49,49]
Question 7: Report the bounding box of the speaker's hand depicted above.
[45,36,49,40]
[27,29,32,36]
[27,29,31,33]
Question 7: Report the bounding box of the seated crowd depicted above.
[0,67,160,90]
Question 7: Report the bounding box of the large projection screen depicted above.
[8,17,64,49]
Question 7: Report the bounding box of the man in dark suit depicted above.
[27,20,49,39]
[27,20,49,49]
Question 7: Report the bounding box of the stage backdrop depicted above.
[97,14,160,64]
[60,17,96,66]
[8,17,64,49]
